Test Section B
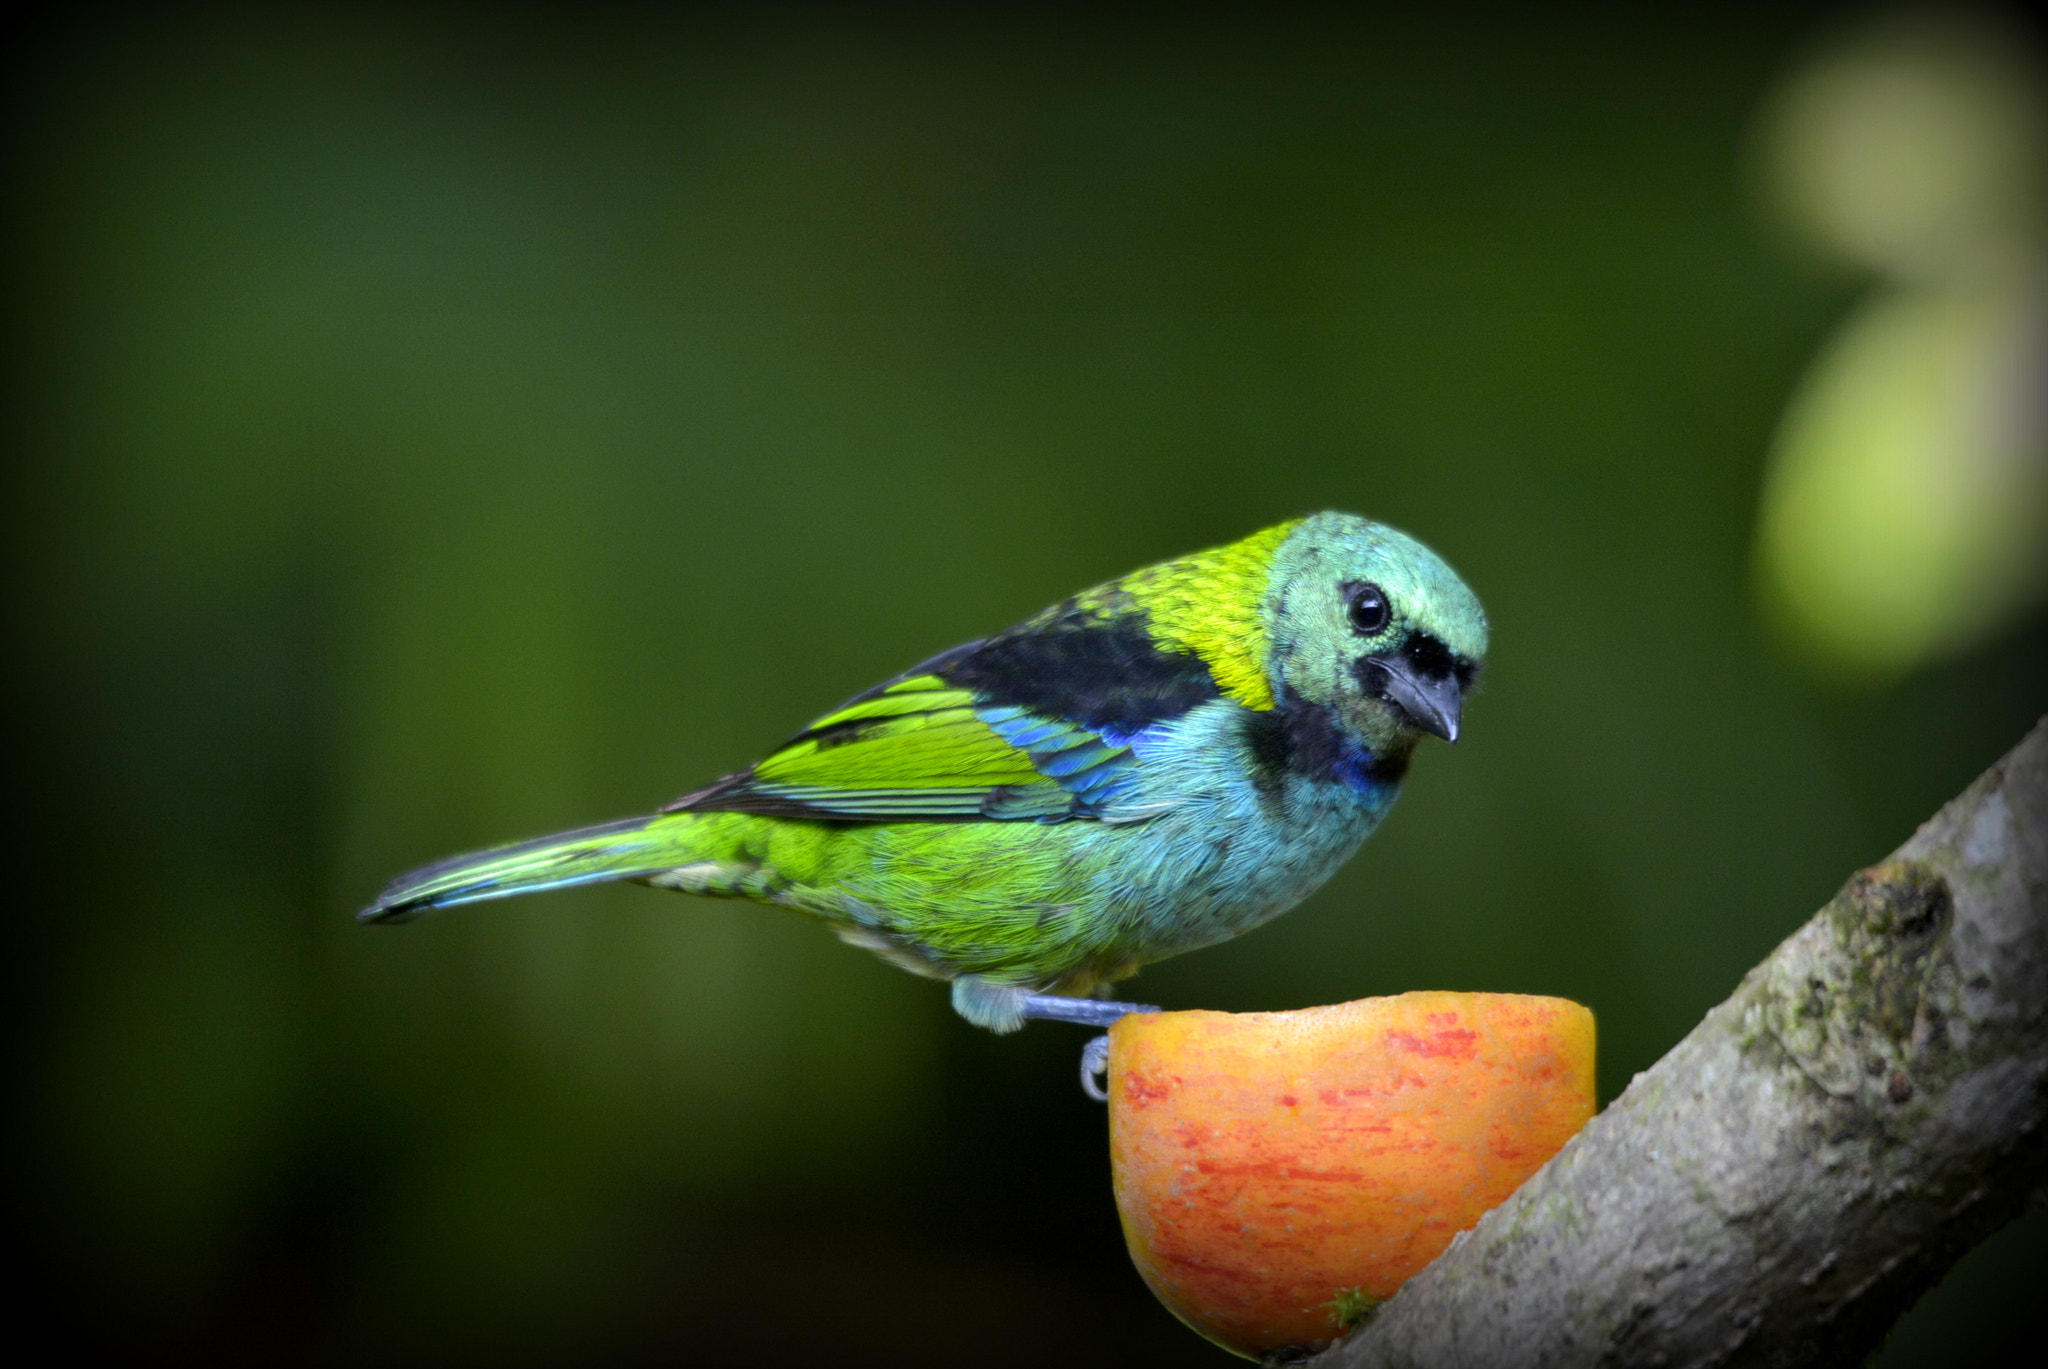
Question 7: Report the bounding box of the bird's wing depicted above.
[667,617,1225,824]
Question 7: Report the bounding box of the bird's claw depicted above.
[1081,1035,1111,1101]
[1005,992,1160,1099]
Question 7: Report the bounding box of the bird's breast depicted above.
[1087,701,1398,959]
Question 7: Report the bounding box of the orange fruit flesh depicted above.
[1108,992,1595,1360]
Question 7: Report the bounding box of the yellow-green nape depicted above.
[1106,518,1303,711]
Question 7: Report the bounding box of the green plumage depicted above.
[365,512,1489,1032]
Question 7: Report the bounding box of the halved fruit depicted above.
[1108,992,1595,1359]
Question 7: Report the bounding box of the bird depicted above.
[362,511,1488,1044]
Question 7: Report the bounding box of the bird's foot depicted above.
[950,978,1160,1032]
[1020,993,1160,1103]
[950,979,1159,1098]
[1081,1035,1111,1101]
[1018,992,1162,1027]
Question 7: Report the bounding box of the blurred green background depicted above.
[8,5,2044,1366]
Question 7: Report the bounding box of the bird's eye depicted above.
[1345,582,1391,635]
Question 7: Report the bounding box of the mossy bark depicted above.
[1317,718,2048,1369]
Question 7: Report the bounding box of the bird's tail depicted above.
[359,815,692,925]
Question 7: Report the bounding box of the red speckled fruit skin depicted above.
[1108,992,1596,1360]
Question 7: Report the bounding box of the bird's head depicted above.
[1263,512,1488,758]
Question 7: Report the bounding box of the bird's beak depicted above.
[1364,653,1463,742]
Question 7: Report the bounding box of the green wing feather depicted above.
[665,671,1061,820]
[665,669,1136,822]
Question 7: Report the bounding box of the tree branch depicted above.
[1315,718,2048,1369]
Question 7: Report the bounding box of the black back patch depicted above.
[941,600,1221,734]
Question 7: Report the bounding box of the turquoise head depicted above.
[1262,512,1489,762]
